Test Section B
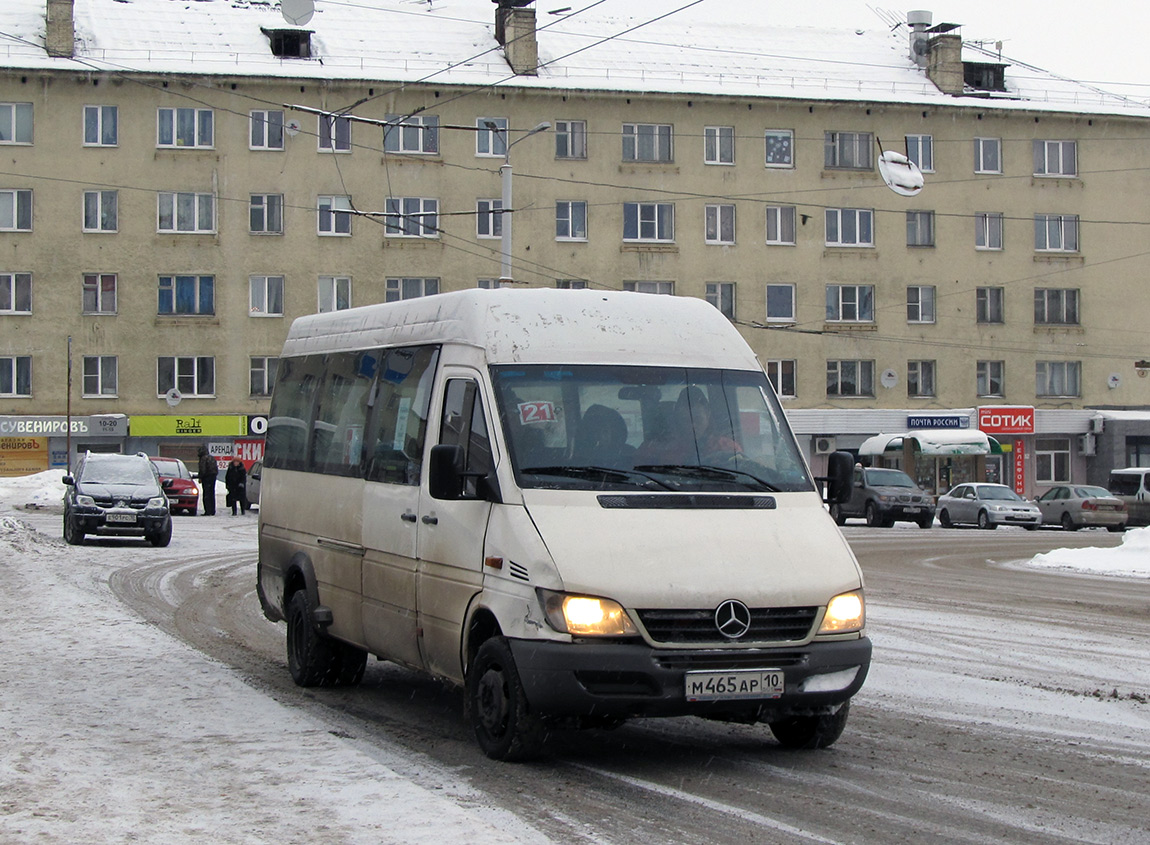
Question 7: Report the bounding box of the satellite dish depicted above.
[880,368,898,389]
[165,388,183,407]
[281,0,315,27]
[878,150,925,197]
[285,119,301,137]
[1108,373,1122,389]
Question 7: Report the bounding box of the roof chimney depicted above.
[46,0,75,58]
[907,10,932,68]
[494,0,539,76]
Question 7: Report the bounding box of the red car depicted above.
[149,457,200,515]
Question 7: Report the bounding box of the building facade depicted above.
[1,1,1148,491]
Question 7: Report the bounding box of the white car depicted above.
[936,483,1041,530]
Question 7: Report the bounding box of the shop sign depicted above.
[233,438,265,469]
[907,415,967,429]
[978,406,1035,435]
[1013,438,1026,495]
[130,416,248,437]
[0,436,49,477]
[247,415,268,436]
[0,415,128,437]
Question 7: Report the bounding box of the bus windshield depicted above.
[490,365,813,493]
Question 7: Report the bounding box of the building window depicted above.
[765,130,794,168]
[766,206,796,245]
[82,356,117,397]
[906,286,936,323]
[478,279,514,289]
[318,195,352,236]
[555,120,587,159]
[977,361,1005,397]
[826,285,875,323]
[976,287,1004,324]
[976,212,1004,250]
[1035,214,1079,252]
[158,275,214,315]
[250,110,285,150]
[385,197,439,238]
[83,273,117,314]
[827,360,874,397]
[0,356,31,396]
[250,357,279,397]
[623,202,674,242]
[704,126,735,164]
[1035,288,1079,325]
[704,204,735,244]
[0,103,33,144]
[157,192,215,234]
[965,63,1006,92]
[623,281,673,295]
[908,360,936,397]
[384,114,439,154]
[157,356,214,398]
[0,189,32,231]
[766,284,795,323]
[83,190,117,233]
[706,282,735,319]
[1036,361,1081,397]
[974,137,1001,174]
[250,194,283,234]
[766,360,796,398]
[905,134,933,172]
[824,131,872,170]
[476,199,502,239]
[556,201,587,240]
[825,208,873,247]
[318,114,351,152]
[1033,140,1077,177]
[318,276,351,312]
[1,272,31,314]
[157,107,213,148]
[477,118,508,156]
[906,210,934,247]
[250,275,284,316]
[265,29,311,57]
[386,277,439,302]
[83,105,117,147]
[1035,438,1071,483]
[622,123,673,162]
[556,279,589,290]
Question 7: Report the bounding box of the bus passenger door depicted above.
[416,373,494,683]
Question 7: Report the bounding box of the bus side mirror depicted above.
[824,451,854,505]
[429,444,465,500]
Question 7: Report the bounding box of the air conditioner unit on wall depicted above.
[1091,416,1105,434]
[814,436,837,455]
[1078,433,1097,456]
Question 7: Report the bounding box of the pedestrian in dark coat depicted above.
[224,457,250,515]
[197,445,218,515]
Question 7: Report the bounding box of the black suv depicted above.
[63,452,173,546]
[830,465,935,528]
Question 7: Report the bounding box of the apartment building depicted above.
[1,0,1148,493]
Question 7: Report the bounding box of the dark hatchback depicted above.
[63,452,172,546]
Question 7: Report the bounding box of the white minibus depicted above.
[257,289,868,760]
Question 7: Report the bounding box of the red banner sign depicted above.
[978,406,1035,435]
[1013,438,1026,495]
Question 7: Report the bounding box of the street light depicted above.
[486,120,550,284]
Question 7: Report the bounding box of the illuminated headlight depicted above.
[538,589,638,636]
[76,495,96,507]
[147,497,167,509]
[818,590,865,634]
[190,485,199,495]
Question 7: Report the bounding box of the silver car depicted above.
[936,483,1041,530]
[1035,485,1128,532]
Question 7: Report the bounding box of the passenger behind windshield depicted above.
[491,365,813,493]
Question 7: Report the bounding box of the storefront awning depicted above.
[858,429,1002,457]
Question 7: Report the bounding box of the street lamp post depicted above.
[487,121,550,285]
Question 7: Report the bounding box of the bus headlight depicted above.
[538,589,638,636]
[818,590,865,634]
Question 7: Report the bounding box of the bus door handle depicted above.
[421,514,438,525]
[401,512,417,523]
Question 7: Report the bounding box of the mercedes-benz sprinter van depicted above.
[257,289,868,760]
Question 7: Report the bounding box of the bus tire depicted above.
[467,636,546,762]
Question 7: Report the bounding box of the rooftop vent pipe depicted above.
[908,10,932,68]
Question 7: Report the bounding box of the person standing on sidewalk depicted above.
[224,457,250,516]
[197,445,219,516]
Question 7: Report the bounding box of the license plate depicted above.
[904,506,921,513]
[685,669,785,702]
[106,512,136,523]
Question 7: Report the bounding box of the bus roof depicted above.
[281,289,762,370]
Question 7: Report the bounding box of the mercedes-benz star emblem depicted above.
[714,599,752,639]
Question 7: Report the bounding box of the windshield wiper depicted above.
[519,465,674,490]
[634,464,782,492]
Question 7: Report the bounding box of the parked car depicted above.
[830,466,935,528]
[1035,485,1127,532]
[63,452,172,546]
[1108,467,1150,527]
[936,483,1041,530]
[149,456,200,515]
[246,460,262,508]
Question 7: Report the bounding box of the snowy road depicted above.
[3,482,1149,843]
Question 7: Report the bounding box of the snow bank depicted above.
[1026,526,1150,579]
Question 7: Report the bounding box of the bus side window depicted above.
[365,346,439,485]
[440,379,493,498]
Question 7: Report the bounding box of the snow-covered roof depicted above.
[859,430,999,456]
[1,0,1147,117]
